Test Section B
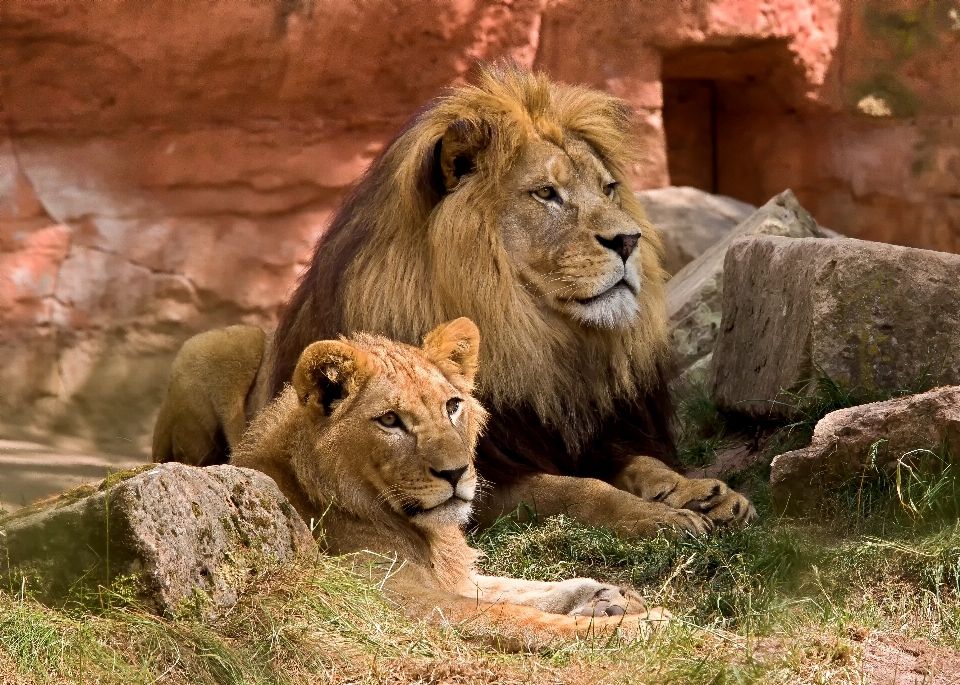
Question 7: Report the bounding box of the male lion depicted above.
[231,318,666,650]
[154,64,754,536]
[153,325,265,466]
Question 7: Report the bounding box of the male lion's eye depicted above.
[532,186,559,202]
[604,182,619,198]
[446,398,462,417]
[376,412,404,429]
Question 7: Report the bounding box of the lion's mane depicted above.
[271,64,674,482]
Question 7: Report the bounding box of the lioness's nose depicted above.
[430,466,468,486]
[596,232,641,262]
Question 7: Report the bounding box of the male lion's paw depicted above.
[658,506,714,536]
[663,478,756,527]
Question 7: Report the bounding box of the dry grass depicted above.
[4,376,959,683]
[5,487,959,685]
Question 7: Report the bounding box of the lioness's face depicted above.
[349,360,479,529]
[291,321,483,530]
[497,137,648,329]
[294,340,480,531]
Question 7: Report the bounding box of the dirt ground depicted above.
[859,633,960,685]
[0,440,146,514]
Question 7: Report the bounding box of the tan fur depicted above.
[337,67,668,441]
[232,319,666,650]
[156,64,754,534]
[153,325,265,466]
[311,64,754,532]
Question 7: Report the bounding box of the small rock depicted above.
[0,463,314,615]
[666,190,825,376]
[710,236,960,419]
[636,186,755,275]
[770,386,960,510]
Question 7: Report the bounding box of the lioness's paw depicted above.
[572,585,646,617]
[663,479,756,527]
[643,606,672,627]
[577,607,673,638]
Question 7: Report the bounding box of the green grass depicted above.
[3,372,958,683]
[6,474,959,684]
[0,553,464,685]
[0,556,827,685]
[675,369,940,473]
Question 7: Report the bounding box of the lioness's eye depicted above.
[532,186,559,202]
[376,412,403,429]
[604,182,619,198]
[446,398,462,417]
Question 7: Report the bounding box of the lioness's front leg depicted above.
[391,577,663,652]
[611,456,756,527]
[470,575,649,617]
[474,473,712,536]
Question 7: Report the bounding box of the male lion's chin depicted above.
[411,499,474,527]
[559,286,640,330]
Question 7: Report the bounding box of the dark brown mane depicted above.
[270,111,444,396]
[269,64,678,485]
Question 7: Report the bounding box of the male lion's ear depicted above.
[435,118,491,193]
[293,341,366,415]
[423,317,480,386]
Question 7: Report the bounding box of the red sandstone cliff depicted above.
[0,0,957,452]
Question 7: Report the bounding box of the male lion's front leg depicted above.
[475,473,712,536]
[611,456,756,527]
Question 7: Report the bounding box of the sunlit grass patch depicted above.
[0,553,447,684]
[471,462,960,649]
[4,369,959,683]
[1,544,886,685]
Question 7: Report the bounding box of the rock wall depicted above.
[0,1,957,453]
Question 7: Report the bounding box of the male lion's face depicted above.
[497,137,647,329]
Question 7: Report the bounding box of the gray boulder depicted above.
[637,186,755,275]
[771,386,960,510]
[667,190,826,376]
[0,463,314,615]
[710,236,960,419]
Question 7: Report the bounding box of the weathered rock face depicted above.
[0,463,314,615]
[0,0,957,453]
[770,386,960,510]
[637,186,755,276]
[667,190,825,378]
[710,236,960,419]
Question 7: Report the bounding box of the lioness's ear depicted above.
[436,118,491,193]
[293,341,366,414]
[423,317,480,386]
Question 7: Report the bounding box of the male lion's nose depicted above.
[596,232,641,262]
[430,466,468,486]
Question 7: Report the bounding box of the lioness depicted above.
[231,318,666,650]
[155,63,754,537]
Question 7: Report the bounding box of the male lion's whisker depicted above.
[541,282,579,299]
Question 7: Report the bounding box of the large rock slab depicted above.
[636,186,755,275]
[0,463,314,615]
[666,190,826,377]
[711,236,960,418]
[2,2,958,457]
[771,386,960,510]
